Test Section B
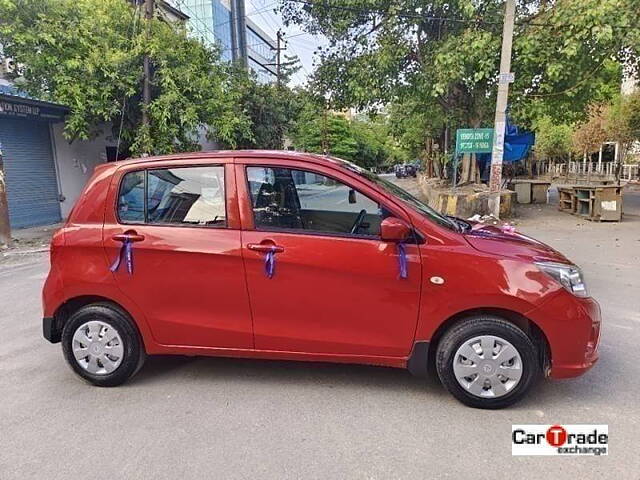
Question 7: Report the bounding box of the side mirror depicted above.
[380,217,411,243]
[348,189,357,204]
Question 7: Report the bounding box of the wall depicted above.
[418,175,515,218]
[51,123,115,218]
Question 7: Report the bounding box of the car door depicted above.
[237,159,422,357]
[103,160,253,349]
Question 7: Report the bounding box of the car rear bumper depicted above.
[527,293,601,379]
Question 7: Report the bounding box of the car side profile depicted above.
[42,151,601,409]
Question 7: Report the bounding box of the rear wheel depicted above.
[435,316,539,409]
[61,303,145,387]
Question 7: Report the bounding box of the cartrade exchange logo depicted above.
[512,425,608,456]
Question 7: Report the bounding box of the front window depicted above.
[326,157,458,231]
[247,166,387,237]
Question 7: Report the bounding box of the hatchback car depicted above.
[42,151,600,409]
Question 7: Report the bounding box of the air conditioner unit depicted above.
[0,57,17,77]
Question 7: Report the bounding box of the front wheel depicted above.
[61,303,146,387]
[435,316,539,409]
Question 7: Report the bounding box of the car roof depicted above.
[114,150,339,168]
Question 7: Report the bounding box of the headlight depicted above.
[535,261,588,298]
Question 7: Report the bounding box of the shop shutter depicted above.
[0,117,61,228]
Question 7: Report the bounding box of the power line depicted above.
[212,2,278,30]
[285,0,638,31]
[249,0,309,82]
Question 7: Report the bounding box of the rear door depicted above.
[237,159,422,357]
[103,159,253,349]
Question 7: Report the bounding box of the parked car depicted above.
[394,163,416,178]
[42,151,600,409]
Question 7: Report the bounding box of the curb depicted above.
[1,247,50,257]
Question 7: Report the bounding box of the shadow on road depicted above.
[133,354,445,394]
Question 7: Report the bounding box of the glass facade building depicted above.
[177,0,277,81]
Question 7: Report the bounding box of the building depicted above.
[0,83,119,229]
[0,1,193,231]
[178,0,278,83]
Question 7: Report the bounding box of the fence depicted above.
[536,161,639,181]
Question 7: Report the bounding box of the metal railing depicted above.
[536,161,639,181]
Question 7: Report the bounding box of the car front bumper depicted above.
[527,292,601,379]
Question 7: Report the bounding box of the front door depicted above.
[103,162,253,349]
[239,163,422,357]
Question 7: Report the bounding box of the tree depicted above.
[0,0,250,156]
[572,103,609,158]
[534,116,573,162]
[278,0,640,179]
[605,91,640,163]
[217,61,305,150]
[290,95,405,168]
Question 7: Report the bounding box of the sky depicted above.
[244,0,325,86]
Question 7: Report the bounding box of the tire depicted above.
[435,316,539,409]
[61,303,146,387]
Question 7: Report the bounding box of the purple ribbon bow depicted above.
[110,238,134,275]
[397,243,408,279]
[264,248,276,279]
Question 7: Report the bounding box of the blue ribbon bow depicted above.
[110,238,134,275]
[397,243,408,279]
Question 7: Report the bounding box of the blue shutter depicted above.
[0,117,61,228]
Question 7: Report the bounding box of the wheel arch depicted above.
[52,295,146,348]
[413,307,551,377]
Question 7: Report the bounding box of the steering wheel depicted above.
[350,209,367,234]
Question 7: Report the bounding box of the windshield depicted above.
[327,157,458,231]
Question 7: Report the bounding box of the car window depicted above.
[117,170,145,223]
[247,166,386,236]
[117,166,226,227]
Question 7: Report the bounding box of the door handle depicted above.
[247,243,284,253]
[112,233,145,243]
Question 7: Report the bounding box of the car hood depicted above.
[463,223,571,264]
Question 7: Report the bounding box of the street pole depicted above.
[488,0,516,218]
[0,143,12,246]
[142,0,153,136]
[276,30,283,87]
[232,0,248,68]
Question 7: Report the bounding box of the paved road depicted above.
[1,184,639,479]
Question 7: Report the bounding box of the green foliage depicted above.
[279,0,640,148]
[605,92,640,160]
[290,97,405,168]
[533,116,573,161]
[218,66,306,150]
[0,0,250,156]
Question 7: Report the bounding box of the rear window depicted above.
[117,166,226,227]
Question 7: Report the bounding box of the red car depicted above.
[42,151,600,409]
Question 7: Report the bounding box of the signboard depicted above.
[499,72,515,84]
[0,97,66,121]
[455,128,494,154]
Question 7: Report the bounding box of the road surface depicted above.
[1,179,639,479]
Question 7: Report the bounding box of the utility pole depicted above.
[231,0,248,68]
[488,0,516,218]
[0,142,11,246]
[321,102,328,155]
[276,30,283,87]
[142,0,154,135]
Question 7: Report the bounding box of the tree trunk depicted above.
[459,153,471,185]
[0,155,12,246]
